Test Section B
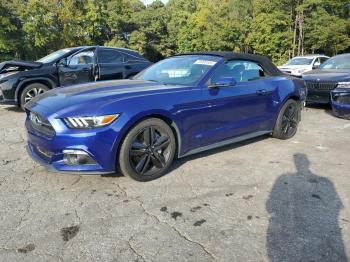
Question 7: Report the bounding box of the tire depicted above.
[118,118,176,182]
[272,99,301,140]
[20,83,49,110]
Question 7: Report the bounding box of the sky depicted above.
[141,0,169,5]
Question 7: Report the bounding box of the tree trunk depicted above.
[293,14,298,57]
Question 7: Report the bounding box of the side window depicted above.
[98,50,125,63]
[320,57,328,64]
[210,60,265,84]
[124,53,144,62]
[69,51,94,65]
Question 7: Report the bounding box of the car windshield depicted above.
[37,49,73,64]
[134,55,221,85]
[286,57,314,65]
[320,55,350,69]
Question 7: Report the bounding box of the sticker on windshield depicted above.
[194,60,217,66]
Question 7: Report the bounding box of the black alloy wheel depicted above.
[281,102,299,137]
[272,99,300,140]
[118,118,176,181]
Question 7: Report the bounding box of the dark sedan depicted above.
[0,46,151,109]
[302,53,350,119]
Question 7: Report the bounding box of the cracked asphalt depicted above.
[0,104,349,262]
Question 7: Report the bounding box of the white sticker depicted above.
[194,60,217,66]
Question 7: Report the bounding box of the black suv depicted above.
[0,46,151,109]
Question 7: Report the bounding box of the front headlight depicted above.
[0,71,18,79]
[293,68,306,74]
[337,82,350,89]
[64,114,120,129]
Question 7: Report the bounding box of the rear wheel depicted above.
[118,118,176,181]
[20,83,49,110]
[272,99,300,140]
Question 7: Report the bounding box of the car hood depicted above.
[302,69,350,82]
[0,60,43,73]
[25,79,187,117]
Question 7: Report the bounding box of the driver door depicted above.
[199,60,277,146]
[58,49,96,86]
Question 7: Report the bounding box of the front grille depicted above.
[29,111,55,137]
[333,94,350,104]
[306,81,337,91]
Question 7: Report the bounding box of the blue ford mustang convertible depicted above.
[25,52,306,181]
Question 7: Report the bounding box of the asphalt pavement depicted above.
[0,105,349,262]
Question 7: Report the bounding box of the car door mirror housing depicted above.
[209,77,237,88]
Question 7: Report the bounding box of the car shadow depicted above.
[305,103,334,117]
[1,105,23,113]
[266,153,347,261]
[103,135,270,179]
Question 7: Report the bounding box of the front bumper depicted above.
[26,144,113,175]
[0,97,16,105]
[306,89,332,104]
[331,90,350,120]
[0,87,16,105]
[0,78,17,104]
[25,111,122,174]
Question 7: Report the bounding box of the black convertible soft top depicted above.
[175,51,283,76]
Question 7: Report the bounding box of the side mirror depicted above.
[57,58,68,67]
[209,77,237,88]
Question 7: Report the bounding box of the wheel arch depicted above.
[113,112,182,171]
[15,77,56,105]
[286,95,300,102]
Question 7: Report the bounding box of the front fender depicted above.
[109,109,182,171]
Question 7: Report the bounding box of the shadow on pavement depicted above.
[104,135,270,178]
[305,103,335,117]
[169,134,269,173]
[1,105,23,113]
[266,153,347,261]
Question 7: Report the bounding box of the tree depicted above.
[247,0,293,63]
[0,0,25,59]
[0,0,349,63]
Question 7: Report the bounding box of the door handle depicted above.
[256,89,267,95]
[82,68,90,72]
[124,65,132,70]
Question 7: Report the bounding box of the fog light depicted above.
[63,150,96,165]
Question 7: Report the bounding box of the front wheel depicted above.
[272,99,301,140]
[118,118,176,181]
[20,83,49,110]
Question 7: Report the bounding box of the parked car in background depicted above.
[25,51,306,181]
[302,54,350,119]
[278,55,329,77]
[0,46,151,109]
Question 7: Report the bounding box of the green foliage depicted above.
[247,1,293,64]
[303,6,350,55]
[0,0,349,63]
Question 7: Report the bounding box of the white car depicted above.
[278,55,329,77]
